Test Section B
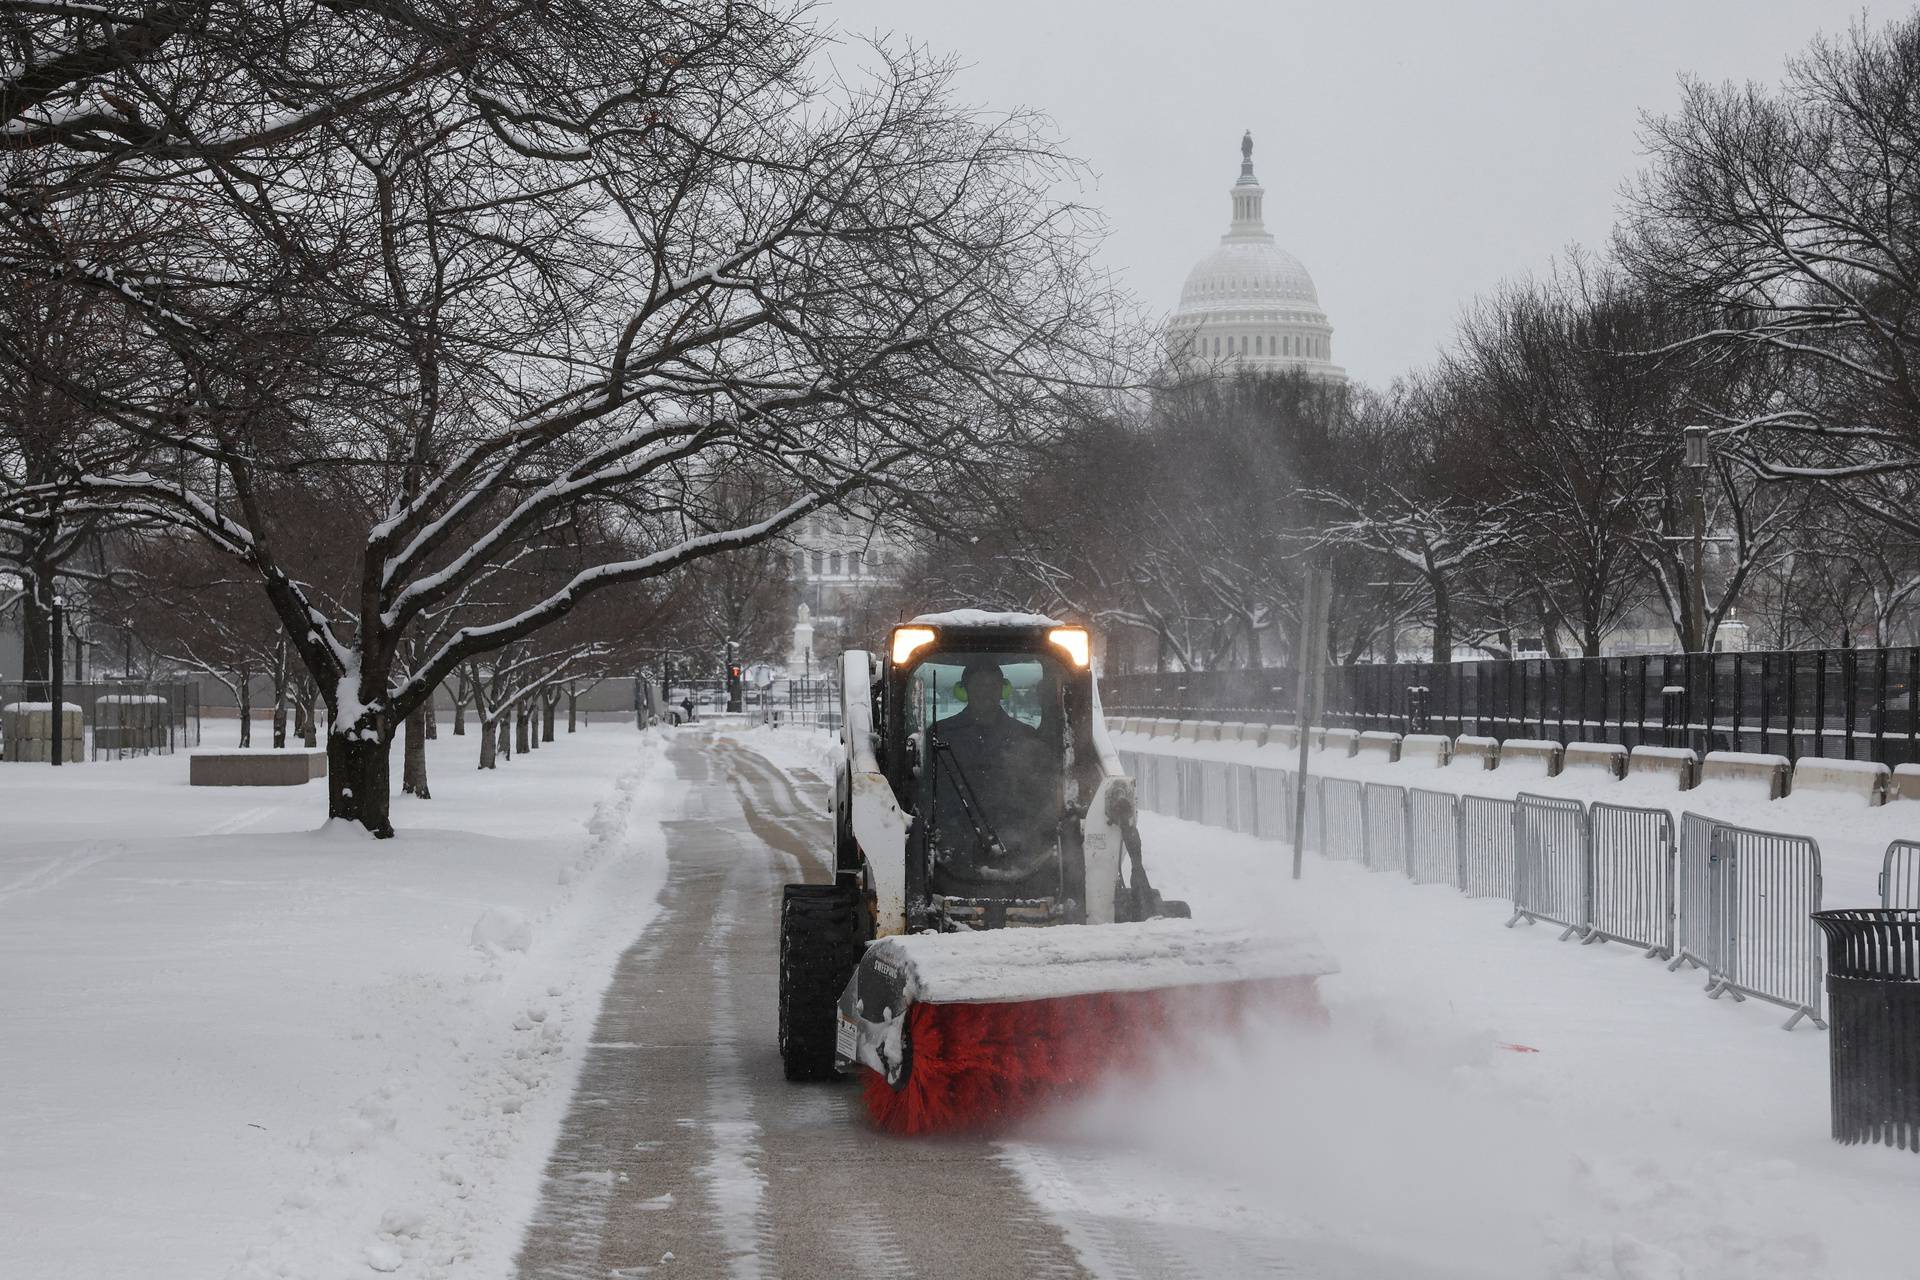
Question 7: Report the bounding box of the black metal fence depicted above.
[1103,645,1920,766]
[0,680,202,762]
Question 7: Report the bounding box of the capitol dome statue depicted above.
[1168,132,1344,381]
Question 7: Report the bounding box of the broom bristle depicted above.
[862,976,1324,1136]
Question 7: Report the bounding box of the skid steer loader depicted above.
[777,611,1331,1133]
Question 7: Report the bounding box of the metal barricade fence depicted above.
[1511,793,1590,938]
[1154,753,1179,815]
[1459,795,1516,899]
[1228,763,1259,835]
[1318,777,1366,861]
[1675,811,1826,1030]
[1253,767,1292,841]
[1406,788,1462,887]
[1363,783,1408,874]
[1200,759,1233,828]
[1710,820,1827,1030]
[1673,812,1720,977]
[1177,757,1205,823]
[1586,802,1676,959]
[1304,775,1326,854]
[1882,840,1920,909]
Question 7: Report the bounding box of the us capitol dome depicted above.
[1168,132,1344,381]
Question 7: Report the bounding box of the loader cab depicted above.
[879,615,1098,930]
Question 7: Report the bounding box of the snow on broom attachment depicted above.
[836,919,1335,1136]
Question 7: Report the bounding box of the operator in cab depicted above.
[925,661,1057,890]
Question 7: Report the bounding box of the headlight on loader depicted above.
[1047,626,1090,667]
[890,626,936,664]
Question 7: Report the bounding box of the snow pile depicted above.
[471,906,534,954]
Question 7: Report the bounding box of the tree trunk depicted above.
[327,723,394,837]
[20,577,51,687]
[505,711,518,759]
[478,714,497,769]
[425,699,438,740]
[301,689,319,748]
[402,705,431,798]
[238,671,253,748]
[542,697,556,742]
[1430,576,1454,665]
[567,687,579,732]
[453,698,467,735]
[269,636,290,748]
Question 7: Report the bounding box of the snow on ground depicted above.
[0,719,673,1280]
[999,809,1920,1280]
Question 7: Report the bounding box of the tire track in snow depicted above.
[0,842,125,906]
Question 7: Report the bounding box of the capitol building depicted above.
[1168,133,1344,382]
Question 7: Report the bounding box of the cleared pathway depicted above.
[512,732,1086,1279]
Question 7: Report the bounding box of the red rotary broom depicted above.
[836,920,1334,1136]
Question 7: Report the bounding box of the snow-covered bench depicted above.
[1320,727,1359,757]
[1627,745,1697,790]
[1560,741,1627,781]
[1790,757,1890,806]
[189,749,328,786]
[1697,750,1790,801]
[1354,730,1401,762]
[1491,738,1561,778]
[1450,735,1498,770]
[1399,733,1451,767]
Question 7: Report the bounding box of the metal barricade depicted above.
[1177,758,1206,823]
[1883,841,1920,909]
[1511,793,1590,938]
[1586,802,1676,959]
[1200,759,1233,828]
[1318,777,1366,861]
[1459,795,1516,899]
[1673,811,1719,977]
[1252,767,1292,841]
[1363,782,1408,874]
[1406,788,1462,887]
[1712,821,1827,1030]
[1228,763,1259,835]
[1675,811,1827,1030]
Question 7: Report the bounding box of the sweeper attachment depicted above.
[778,612,1333,1135]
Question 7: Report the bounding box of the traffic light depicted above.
[725,640,743,712]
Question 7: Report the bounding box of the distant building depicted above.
[789,512,910,616]
[1168,132,1345,382]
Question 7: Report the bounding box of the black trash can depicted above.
[1812,909,1920,1152]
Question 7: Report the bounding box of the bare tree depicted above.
[4,7,1122,835]
[1622,14,1920,536]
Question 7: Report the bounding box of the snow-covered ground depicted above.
[981,733,1920,1280]
[1,720,672,1280]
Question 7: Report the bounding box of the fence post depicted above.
[1662,684,1686,749]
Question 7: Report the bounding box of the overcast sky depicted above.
[817,0,1904,388]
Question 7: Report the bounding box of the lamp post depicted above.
[1684,426,1712,653]
[49,594,65,767]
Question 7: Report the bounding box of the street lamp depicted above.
[1684,426,1712,653]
